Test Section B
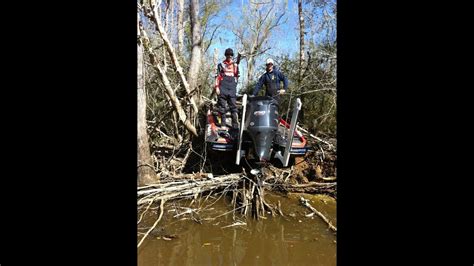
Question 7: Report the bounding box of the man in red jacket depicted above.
[215,48,239,129]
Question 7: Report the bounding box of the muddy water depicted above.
[138,193,336,266]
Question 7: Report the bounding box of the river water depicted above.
[138,192,336,266]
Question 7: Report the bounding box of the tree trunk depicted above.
[169,0,175,48]
[246,56,254,90]
[187,0,202,104]
[298,0,305,83]
[137,13,157,185]
[177,0,184,54]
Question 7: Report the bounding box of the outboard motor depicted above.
[244,96,279,162]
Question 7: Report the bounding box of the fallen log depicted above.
[300,197,337,232]
[285,182,336,188]
[268,181,336,195]
[138,173,242,205]
[282,186,336,194]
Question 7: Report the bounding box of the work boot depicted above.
[231,112,239,129]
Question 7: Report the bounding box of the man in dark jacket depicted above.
[252,58,288,103]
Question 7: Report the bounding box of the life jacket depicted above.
[215,60,239,90]
[218,60,239,77]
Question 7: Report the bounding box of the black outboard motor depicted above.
[244,96,279,162]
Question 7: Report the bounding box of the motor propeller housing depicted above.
[243,96,279,162]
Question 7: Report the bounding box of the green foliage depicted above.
[276,43,336,136]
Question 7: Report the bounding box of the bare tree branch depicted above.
[147,4,199,115]
[139,21,198,137]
